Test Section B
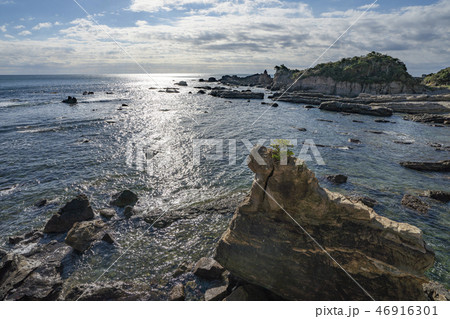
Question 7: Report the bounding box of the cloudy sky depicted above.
[0,0,449,75]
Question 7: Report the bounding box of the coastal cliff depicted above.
[215,145,436,300]
[271,52,423,96]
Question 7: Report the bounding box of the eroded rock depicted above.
[110,190,138,208]
[193,257,225,280]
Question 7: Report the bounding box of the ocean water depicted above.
[0,74,448,291]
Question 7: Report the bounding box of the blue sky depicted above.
[0,0,448,75]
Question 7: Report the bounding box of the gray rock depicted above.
[65,220,106,252]
[173,261,193,278]
[348,138,361,144]
[101,233,116,245]
[400,160,450,172]
[205,285,228,301]
[319,101,393,117]
[34,199,47,208]
[175,81,187,86]
[110,190,138,208]
[193,257,225,280]
[169,283,185,301]
[44,194,94,233]
[351,196,377,208]
[63,282,152,301]
[99,208,116,219]
[423,281,450,301]
[326,174,348,184]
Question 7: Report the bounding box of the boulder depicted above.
[210,89,264,100]
[423,282,450,301]
[326,174,348,184]
[215,145,435,300]
[173,261,193,278]
[34,199,48,208]
[44,195,94,233]
[62,96,77,104]
[208,77,217,82]
[423,190,450,203]
[193,257,225,280]
[205,285,228,301]
[400,160,450,172]
[319,101,393,117]
[110,190,138,207]
[348,138,361,144]
[197,90,206,94]
[99,208,116,219]
[169,283,185,301]
[175,81,188,86]
[65,220,106,252]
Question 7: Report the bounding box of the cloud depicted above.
[4,34,14,39]
[32,22,52,30]
[0,1,15,4]
[358,3,379,10]
[14,25,25,29]
[0,25,6,32]
[18,30,31,36]
[129,0,217,13]
[135,20,148,27]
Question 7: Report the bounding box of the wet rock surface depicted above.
[401,195,430,214]
[110,190,138,207]
[210,89,264,99]
[400,160,450,172]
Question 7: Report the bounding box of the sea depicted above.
[0,74,448,293]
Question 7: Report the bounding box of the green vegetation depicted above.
[422,67,450,87]
[275,52,416,84]
[270,139,294,161]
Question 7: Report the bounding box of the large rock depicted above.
[400,160,450,172]
[169,283,185,301]
[110,190,138,207]
[215,145,435,300]
[401,195,430,214]
[423,190,450,203]
[193,257,225,280]
[319,101,393,116]
[65,220,106,252]
[210,89,264,99]
[44,195,94,233]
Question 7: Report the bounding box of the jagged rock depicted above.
[193,257,225,280]
[63,282,152,301]
[62,96,77,104]
[8,230,43,246]
[401,195,430,214]
[99,208,116,219]
[169,284,185,301]
[423,282,450,301]
[110,190,138,207]
[215,145,435,300]
[423,190,450,203]
[400,160,450,172]
[210,89,264,99]
[175,81,187,86]
[65,220,106,252]
[44,195,94,233]
[326,174,348,184]
[319,101,393,117]
[205,285,228,301]
[101,233,116,245]
[208,77,217,82]
[0,241,71,300]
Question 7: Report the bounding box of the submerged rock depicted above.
[44,194,94,233]
[423,190,450,203]
[62,96,77,104]
[215,145,435,300]
[110,190,138,207]
[175,81,187,86]
[400,160,450,172]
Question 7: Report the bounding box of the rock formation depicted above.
[219,70,272,87]
[215,146,435,300]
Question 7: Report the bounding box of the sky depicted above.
[0,0,449,75]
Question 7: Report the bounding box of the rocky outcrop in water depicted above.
[319,101,393,117]
[210,89,264,99]
[215,146,435,300]
[403,114,450,124]
[219,70,272,87]
[400,160,450,172]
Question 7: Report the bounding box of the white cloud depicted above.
[129,0,217,12]
[18,30,31,36]
[135,20,148,27]
[358,3,380,10]
[32,22,52,30]
[4,34,14,38]
[0,25,6,32]
[54,21,62,26]
[0,1,15,4]
[14,25,25,29]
